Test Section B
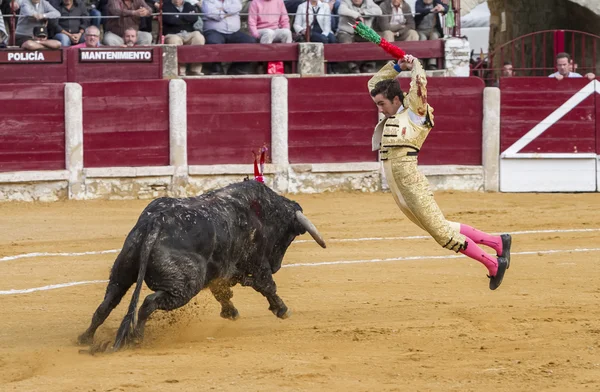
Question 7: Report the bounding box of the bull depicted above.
[77,180,326,351]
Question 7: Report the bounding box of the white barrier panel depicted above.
[500,156,597,192]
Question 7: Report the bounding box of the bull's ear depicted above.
[295,211,326,248]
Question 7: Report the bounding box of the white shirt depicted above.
[397,104,426,125]
[548,72,582,78]
[391,6,405,25]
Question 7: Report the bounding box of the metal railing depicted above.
[471,29,600,85]
[3,0,461,47]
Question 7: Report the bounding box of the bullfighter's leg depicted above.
[250,270,290,319]
[209,281,240,320]
[78,279,132,345]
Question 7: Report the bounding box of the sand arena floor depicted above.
[1,190,600,391]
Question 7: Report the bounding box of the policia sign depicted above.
[0,50,62,63]
[79,48,154,63]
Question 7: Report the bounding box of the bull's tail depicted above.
[113,218,162,351]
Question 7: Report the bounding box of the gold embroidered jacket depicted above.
[368,60,435,158]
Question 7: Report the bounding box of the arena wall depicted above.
[0,76,490,201]
[499,77,600,192]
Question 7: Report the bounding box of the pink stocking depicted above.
[460,224,502,255]
[460,237,498,276]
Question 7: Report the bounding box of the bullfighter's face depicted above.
[372,93,402,118]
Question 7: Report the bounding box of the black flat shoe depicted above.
[488,257,508,290]
[500,234,512,269]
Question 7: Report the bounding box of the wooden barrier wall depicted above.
[186,79,272,165]
[500,78,596,154]
[0,48,162,84]
[288,76,485,165]
[0,84,65,171]
[82,80,170,167]
[0,76,485,172]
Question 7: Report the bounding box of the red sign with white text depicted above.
[0,50,62,64]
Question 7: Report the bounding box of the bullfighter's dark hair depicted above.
[370,79,404,104]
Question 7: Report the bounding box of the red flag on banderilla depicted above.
[252,144,269,183]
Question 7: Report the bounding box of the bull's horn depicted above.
[295,211,326,248]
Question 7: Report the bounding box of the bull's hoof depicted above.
[77,332,93,346]
[273,307,291,319]
[220,307,240,321]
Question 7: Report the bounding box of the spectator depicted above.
[201,0,256,74]
[248,0,291,43]
[293,0,336,44]
[122,25,137,45]
[491,61,513,87]
[337,0,381,73]
[70,24,101,47]
[501,61,513,77]
[549,52,595,81]
[104,0,152,46]
[15,0,60,46]
[163,0,205,75]
[415,0,446,70]
[48,0,89,47]
[377,0,418,43]
[21,24,61,48]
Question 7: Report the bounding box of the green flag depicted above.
[445,0,455,29]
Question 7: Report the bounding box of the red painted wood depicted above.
[82,80,170,167]
[0,62,68,83]
[67,47,162,82]
[178,43,298,63]
[500,78,596,154]
[288,76,484,165]
[324,41,444,62]
[0,84,65,172]
[186,79,271,165]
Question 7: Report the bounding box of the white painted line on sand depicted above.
[2,228,599,262]
[0,280,108,295]
[1,247,599,296]
[0,249,119,262]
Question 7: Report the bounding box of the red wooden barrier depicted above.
[0,83,65,172]
[500,78,596,154]
[67,47,163,82]
[82,80,170,167]
[178,43,299,63]
[0,50,67,83]
[0,48,162,84]
[324,40,444,63]
[186,78,271,165]
[288,76,484,165]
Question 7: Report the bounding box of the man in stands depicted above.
[248,0,292,44]
[163,0,205,75]
[549,52,595,80]
[201,0,256,74]
[71,24,101,47]
[48,0,89,47]
[337,0,381,73]
[104,0,152,46]
[21,25,61,49]
[15,0,60,46]
[415,0,447,70]
[122,26,137,46]
[377,0,418,44]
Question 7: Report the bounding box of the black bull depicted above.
[78,180,326,351]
